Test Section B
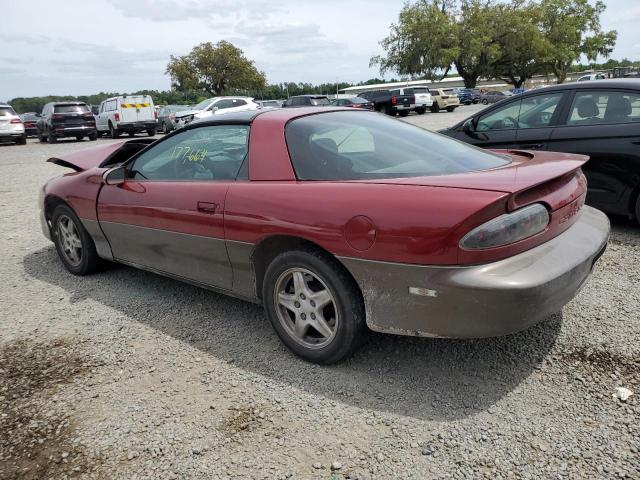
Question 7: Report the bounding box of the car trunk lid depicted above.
[46,138,155,171]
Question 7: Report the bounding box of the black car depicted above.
[37,102,97,143]
[358,89,414,116]
[330,97,374,110]
[19,112,39,137]
[440,79,640,223]
[283,95,331,107]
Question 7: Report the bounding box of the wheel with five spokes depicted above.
[51,204,100,275]
[263,249,365,364]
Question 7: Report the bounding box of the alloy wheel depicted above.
[57,215,83,266]
[274,268,339,349]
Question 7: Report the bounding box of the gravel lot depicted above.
[1,109,638,480]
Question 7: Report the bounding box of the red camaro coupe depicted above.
[40,107,610,363]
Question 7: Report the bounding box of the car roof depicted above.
[523,78,640,94]
[188,106,352,128]
[51,101,87,105]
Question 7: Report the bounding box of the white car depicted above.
[577,73,607,82]
[0,104,26,145]
[96,95,157,138]
[174,97,259,128]
[412,86,433,114]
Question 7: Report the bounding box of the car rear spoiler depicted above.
[47,138,156,172]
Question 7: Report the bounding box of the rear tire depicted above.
[16,134,27,145]
[385,105,396,116]
[635,194,640,225]
[399,110,409,117]
[447,106,455,112]
[430,102,440,113]
[38,131,47,143]
[48,130,57,143]
[263,249,366,364]
[109,122,119,139]
[162,122,169,134]
[75,135,83,141]
[88,131,98,141]
[51,204,100,276]
[482,99,489,105]
[147,129,156,137]
[416,108,426,115]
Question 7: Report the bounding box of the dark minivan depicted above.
[37,102,97,143]
[440,79,640,223]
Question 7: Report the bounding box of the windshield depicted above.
[54,104,89,113]
[192,98,216,111]
[310,98,330,106]
[286,111,510,180]
[0,106,17,116]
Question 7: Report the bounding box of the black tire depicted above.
[128,132,135,137]
[48,129,57,143]
[635,194,640,225]
[109,122,119,139]
[75,135,83,141]
[51,204,100,276]
[147,129,156,137]
[16,134,27,145]
[385,105,396,116]
[430,102,440,113]
[162,122,170,134]
[399,110,409,117]
[38,130,47,143]
[447,106,455,112]
[482,99,489,105]
[416,108,426,115]
[88,131,98,141]
[262,249,366,364]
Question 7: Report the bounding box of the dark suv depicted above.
[37,102,97,143]
[283,95,331,107]
[358,89,414,116]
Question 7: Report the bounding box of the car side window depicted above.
[517,93,563,129]
[477,100,522,131]
[233,99,246,106]
[567,90,640,126]
[215,99,234,110]
[129,125,250,181]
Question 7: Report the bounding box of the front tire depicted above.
[416,108,426,115]
[635,194,640,226]
[447,106,455,112]
[430,102,440,113]
[162,122,170,134]
[482,99,489,105]
[88,131,98,141]
[263,249,365,364]
[51,205,100,276]
[48,130,57,143]
[16,134,27,145]
[147,129,156,137]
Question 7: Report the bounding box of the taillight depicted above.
[154,110,158,119]
[114,112,120,122]
[459,203,549,250]
[391,95,397,105]
[10,118,22,124]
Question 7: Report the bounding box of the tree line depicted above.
[372,0,618,88]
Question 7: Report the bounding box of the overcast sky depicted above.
[0,0,637,99]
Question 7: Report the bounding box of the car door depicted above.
[514,91,566,150]
[548,88,640,215]
[97,123,251,289]
[456,97,521,148]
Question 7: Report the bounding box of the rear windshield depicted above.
[54,104,89,113]
[413,87,429,93]
[0,106,17,116]
[310,98,330,106]
[349,97,369,104]
[286,111,510,180]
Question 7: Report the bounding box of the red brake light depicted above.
[391,95,397,105]
[10,118,22,124]
[154,110,158,119]
[114,112,120,122]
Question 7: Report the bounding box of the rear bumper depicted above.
[52,125,96,137]
[118,122,156,132]
[341,206,610,338]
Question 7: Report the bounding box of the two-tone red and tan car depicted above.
[40,107,609,363]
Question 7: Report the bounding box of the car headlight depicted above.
[460,203,550,250]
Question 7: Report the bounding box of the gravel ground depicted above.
[1,112,639,480]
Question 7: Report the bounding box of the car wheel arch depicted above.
[44,195,71,226]
[250,235,362,303]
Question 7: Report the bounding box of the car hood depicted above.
[47,138,155,171]
[174,109,205,118]
[351,150,588,195]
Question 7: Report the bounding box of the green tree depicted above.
[489,1,550,88]
[540,0,616,83]
[166,41,267,96]
[371,0,459,82]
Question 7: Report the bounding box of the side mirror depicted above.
[104,165,126,185]
[462,118,475,133]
